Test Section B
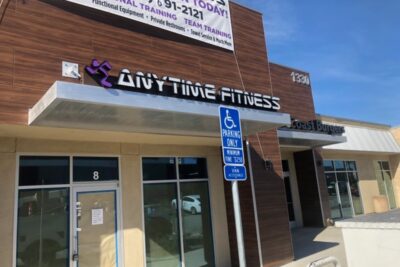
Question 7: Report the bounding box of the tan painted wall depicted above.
[389,155,400,208]
[0,137,231,267]
[389,128,400,207]
[321,151,391,214]
[0,138,16,267]
[391,128,400,142]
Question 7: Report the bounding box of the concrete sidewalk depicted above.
[281,227,347,267]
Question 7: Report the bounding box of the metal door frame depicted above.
[71,184,121,267]
[333,173,355,219]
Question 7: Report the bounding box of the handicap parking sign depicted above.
[219,107,243,149]
[219,106,247,181]
[224,165,247,181]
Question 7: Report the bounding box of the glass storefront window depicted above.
[73,157,119,182]
[144,184,181,267]
[324,160,363,219]
[334,161,346,171]
[180,182,214,267]
[178,158,208,179]
[19,156,69,186]
[323,160,334,172]
[16,188,69,267]
[375,161,396,209]
[380,161,390,171]
[143,157,215,267]
[348,172,363,215]
[142,157,177,181]
[346,161,357,171]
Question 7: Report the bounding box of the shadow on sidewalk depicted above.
[291,227,339,260]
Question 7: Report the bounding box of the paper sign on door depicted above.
[91,208,104,225]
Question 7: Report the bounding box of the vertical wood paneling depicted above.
[249,131,294,267]
[0,0,274,124]
[269,63,316,121]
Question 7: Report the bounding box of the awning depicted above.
[323,124,400,154]
[278,129,347,148]
[29,82,291,137]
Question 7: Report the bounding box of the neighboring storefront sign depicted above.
[284,119,345,135]
[65,0,234,50]
[85,59,281,111]
[219,106,247,181]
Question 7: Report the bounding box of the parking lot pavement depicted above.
[281,227,347,267]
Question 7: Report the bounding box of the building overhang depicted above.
[322,124,400,154]
[278,129,347,148]
[29,82,291,137]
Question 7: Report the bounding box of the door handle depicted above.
[73,253,79,261]
[76,202,82,218]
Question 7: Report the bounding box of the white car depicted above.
[171,195,202,214]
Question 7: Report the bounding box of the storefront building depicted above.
[1,1,400,267]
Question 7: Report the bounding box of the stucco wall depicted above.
[340,227,400,267]
[389,128,400,208]
[0,137,231,267]
[0,138,16,267]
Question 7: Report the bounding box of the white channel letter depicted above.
[117,69,135,87]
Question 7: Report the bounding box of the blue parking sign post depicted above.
[219,106,247,180]
[219,106,247,267]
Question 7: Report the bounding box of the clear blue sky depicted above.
[235,0,400,126]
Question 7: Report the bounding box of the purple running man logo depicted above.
[85,59,112,88]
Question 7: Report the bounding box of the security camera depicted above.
[71,69,81,79]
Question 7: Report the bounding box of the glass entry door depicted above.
[72,186,119,267]
[324,160,363,219]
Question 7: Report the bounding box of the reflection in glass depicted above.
[383,170,396,209]
[143,158,177,181]
[325,173,341,219]
[180,182,215,267]
[17,188,69,267]
[380,161,390,171]
[19,156,69,186]
[376,170,387,196]
[323,160,334,172]
[375,161,397,209]
[144,184,180,267]
[346,161,357,171]
[337,173,353,218]
[334,161,346,171]
[178,158,208,179]
[348,172,363,215]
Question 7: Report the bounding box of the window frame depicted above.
[323,159,364,217]
[375,160,397,209]
[140,155,216,267]
[13,153,122,267]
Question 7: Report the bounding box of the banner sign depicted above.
[65,0,234,50]
[85,59,281,112]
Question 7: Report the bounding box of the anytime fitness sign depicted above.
[86,59,281,111]
[65,0,234,50]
